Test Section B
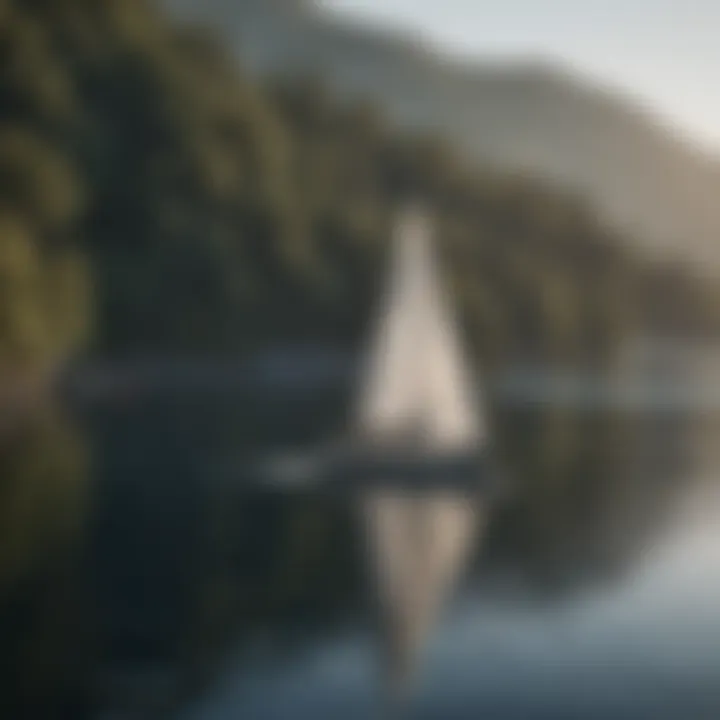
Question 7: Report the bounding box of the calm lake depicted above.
[2,364,720,719]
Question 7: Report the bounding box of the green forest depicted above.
[2,0,717,385]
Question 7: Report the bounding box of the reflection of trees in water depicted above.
[0,394,697,716]
[180,396,693,662]
[0,406,93,718]
[488,404,649,592]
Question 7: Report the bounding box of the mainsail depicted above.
[357,207,487,705]
[357,208,484,448]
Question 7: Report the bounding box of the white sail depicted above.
[357,207,483,447]
[357,207,487,704]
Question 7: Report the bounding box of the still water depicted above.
[181,486,720,720]
[2,374,720,719]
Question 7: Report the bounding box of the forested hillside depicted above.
[168,0,720,270]
[1,0,717,383]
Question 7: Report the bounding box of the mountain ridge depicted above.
[165,0,720,272]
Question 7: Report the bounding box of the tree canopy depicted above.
[1,0,717,377]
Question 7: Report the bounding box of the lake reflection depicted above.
[1,378,719,719]
[182,488,720,720]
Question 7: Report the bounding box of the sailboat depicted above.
[252,205,493,706]
[355,206,489,706]
[255,207,493,493]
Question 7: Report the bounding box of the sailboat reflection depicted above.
[254,207,496,707]
[356,207,490,706]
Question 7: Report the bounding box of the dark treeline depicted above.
[2,0,718,380]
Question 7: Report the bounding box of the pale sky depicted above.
[325,0,720,153]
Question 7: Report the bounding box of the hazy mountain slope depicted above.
[166,0,720,270]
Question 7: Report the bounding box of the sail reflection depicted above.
[355,207,492,703]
